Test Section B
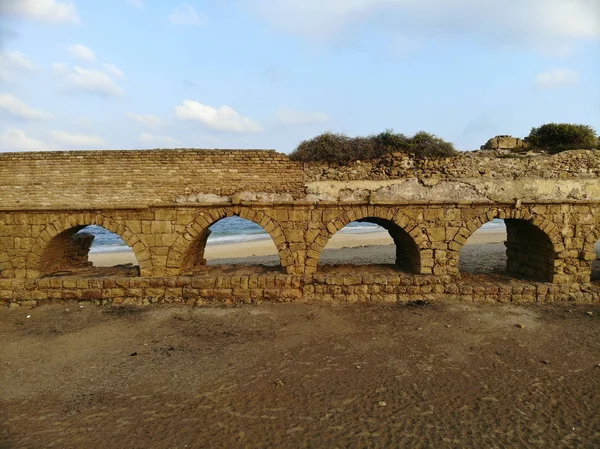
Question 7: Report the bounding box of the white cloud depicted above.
[57,65,125,96]
[175,100,262,132]
[536,68,580,89]
[0,51,37,72]
[127,113,162,128]
[103,63,124,78]
[52,62,69,74]
[69,44,96,62]
[0,93,53,120]
[66,66,124,96]
[0,50,38,82]
[247,0,600,46]
[127,0,144,7]
[0,127,106,152]
[169,3,206,26]
[50,130,104,147]
[140,133,180,147]
[0,128,50,152]
[54,54,124,96]
[1,0,80,24]
[276,108,328,125]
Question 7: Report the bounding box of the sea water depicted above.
[81,217,506,253]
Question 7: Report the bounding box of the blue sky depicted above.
[0,0,598,153]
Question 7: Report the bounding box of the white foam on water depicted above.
[206,232,272,245]
[89,244,134,254]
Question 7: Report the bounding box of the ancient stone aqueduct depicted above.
[0,148,599,305]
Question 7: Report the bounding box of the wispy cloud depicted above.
[103,63,123,78]
[247,0,600,49]
[176,100,262,132]
[127,112,162,128]
[54,64,125,97]
[0,127,105,152]
[1,0,80,24]
[69,44,96,62]
[0,93,53,120]
[140,132,180,147]
[0,50,38,82]
[536,68,579,89]
[50,130,104,147]
[0,128,50,151]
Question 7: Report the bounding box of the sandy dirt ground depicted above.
[4,229,599,447]
[1,302,599,448]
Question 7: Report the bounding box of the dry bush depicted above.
[290,129,456,163]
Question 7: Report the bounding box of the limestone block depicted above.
[150,221,172,234]
[423,208,445,221]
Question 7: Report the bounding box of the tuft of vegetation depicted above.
[290,129,457,163]
[404,131,456,158]
[526,123,598,154]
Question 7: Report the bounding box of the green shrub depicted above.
[526,123,597,154]
[405,131,457,158]
[289,129,456,163]
[371,129,409,153]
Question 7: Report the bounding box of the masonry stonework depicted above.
[0,148,599,305]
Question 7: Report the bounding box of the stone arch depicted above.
[582,225,600,282]
[0,239,15,278]
[582,225,600,254]
[455,208,562,282]
[166,207,289,275]
[458,208,562,246]
[25,214,152,278]
[306,205,428,274]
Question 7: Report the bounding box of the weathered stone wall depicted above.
[1,149,599,209]
[2,270,599,307]
[0,148,599,306]
[0,203,598,282]
[303,150,600,182]
[0,149,307,209]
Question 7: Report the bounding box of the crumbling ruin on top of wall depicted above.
[0,148,599,305]
[480,135,526,151]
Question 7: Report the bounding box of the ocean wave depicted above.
[89,244,133,254]
[481,220,506,229]
[338,225,386,234]
[206,233,271,245]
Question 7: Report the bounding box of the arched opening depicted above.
[459,219,507,274]
[181,216,281,273]
[459,218,556,282]
[318,218,420,273]
[592,238,600,283]
[39,225,139,277]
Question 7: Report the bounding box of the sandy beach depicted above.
[4,231,600,448]
[90,227,512,274]
[2,301,599,448]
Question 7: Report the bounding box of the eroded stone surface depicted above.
[481,135,525,150]
[0,148,599,305]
